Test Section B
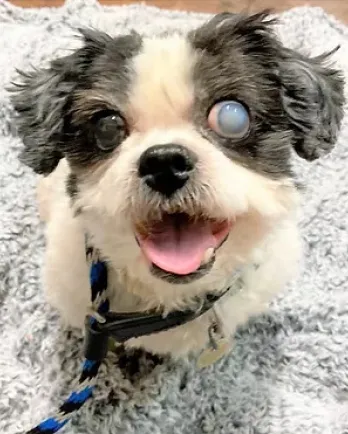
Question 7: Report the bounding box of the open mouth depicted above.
[135,213,232,280]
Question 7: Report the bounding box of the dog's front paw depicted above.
[46,291,89,330]
[59,307,88,330]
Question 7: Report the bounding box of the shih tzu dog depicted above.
[11,12,344,358]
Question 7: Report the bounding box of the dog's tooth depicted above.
[202,247,214,265]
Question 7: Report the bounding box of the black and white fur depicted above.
[11,12,344,356]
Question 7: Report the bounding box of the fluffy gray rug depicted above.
[0,0,348,433]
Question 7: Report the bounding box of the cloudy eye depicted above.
[208,100,250,139]
[94,111,127,151]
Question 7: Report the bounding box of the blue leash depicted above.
[25,246,232,433]
[26,248,109,434]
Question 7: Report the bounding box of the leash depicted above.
[26,248,109,434]
[25,246,233,434]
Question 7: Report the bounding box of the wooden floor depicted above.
[9,0,348,23]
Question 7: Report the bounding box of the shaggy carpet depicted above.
[0,0,347,433]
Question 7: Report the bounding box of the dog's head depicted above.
[12,12,344,297]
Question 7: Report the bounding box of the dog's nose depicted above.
[138,144,196,197]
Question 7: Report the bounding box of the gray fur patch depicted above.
[10,29,142,174]
[66,172,78,199]
[189,12,344,178]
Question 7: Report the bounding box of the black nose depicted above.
[138,144,196,197]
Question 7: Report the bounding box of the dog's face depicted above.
[12,13,344,295]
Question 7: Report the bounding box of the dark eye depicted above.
[94,111,127,151]
[208,100,250,139]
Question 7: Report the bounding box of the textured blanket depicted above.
[0,1,347,433]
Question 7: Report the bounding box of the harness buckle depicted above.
[84,317,109,362]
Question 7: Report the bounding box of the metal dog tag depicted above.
[197,321,231,369]
[197,337,230,369]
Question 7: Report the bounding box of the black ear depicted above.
[279,48,345,160]
[11,65,72,174]
[10,29,111,175]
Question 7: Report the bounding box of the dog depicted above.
[11,12,344,358]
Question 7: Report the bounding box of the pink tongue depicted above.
[138,218,217,275]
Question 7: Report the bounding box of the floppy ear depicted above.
[279,48,345,160]
[11,64,73,174]
[10,29,111,175]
